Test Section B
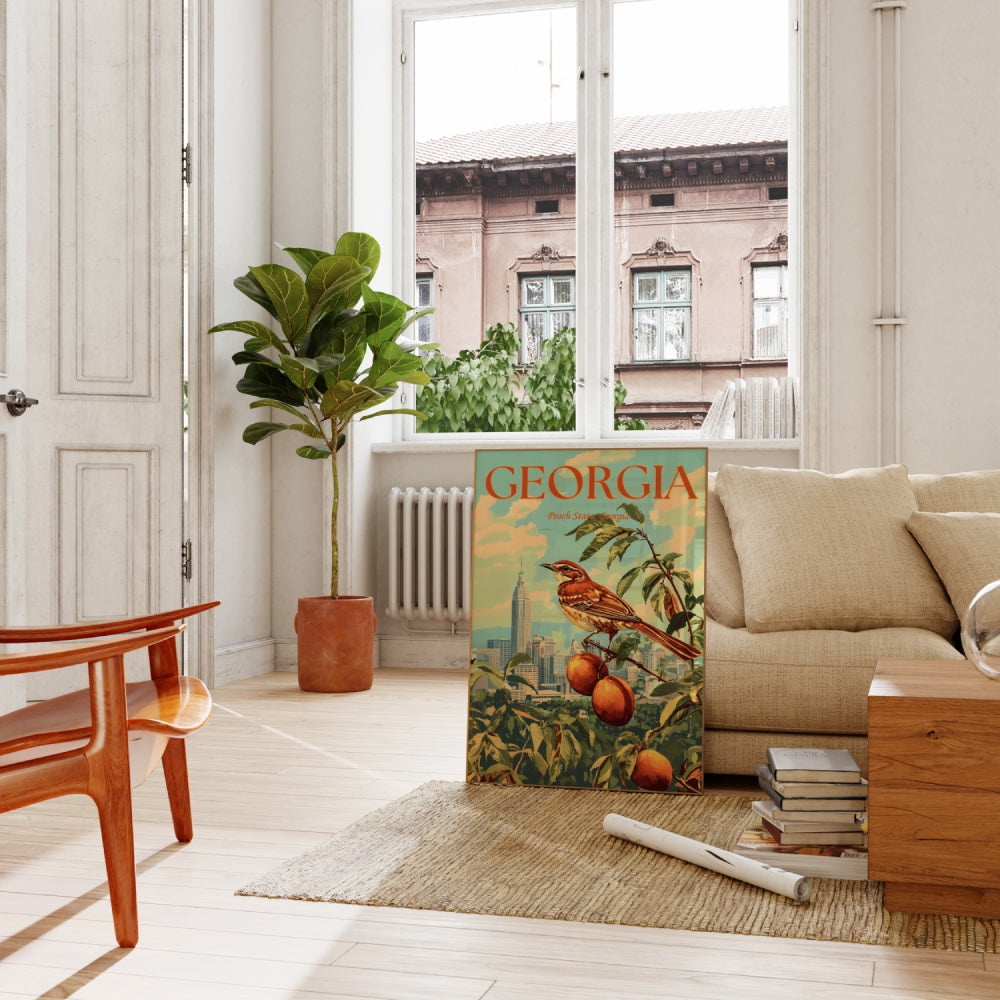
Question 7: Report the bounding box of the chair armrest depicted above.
[0,601,219,643]
[0,625,183,677]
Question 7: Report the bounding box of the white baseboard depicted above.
[212,638,276,687]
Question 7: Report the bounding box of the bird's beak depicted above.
[540,563,554,571]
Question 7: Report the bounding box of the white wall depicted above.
[210,0,276,683]
[817,0,1000,473]
[269,0,329,668]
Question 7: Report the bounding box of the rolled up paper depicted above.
[603,812,811,902]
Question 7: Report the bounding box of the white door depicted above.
[2,0,185,700]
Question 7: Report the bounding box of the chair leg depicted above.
[161,739,194,842]
[87,655,140,948]
[94,783,140,948]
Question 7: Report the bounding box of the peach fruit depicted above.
[630,748,673,791]
[566,652,609,695]
[591,675,635,726]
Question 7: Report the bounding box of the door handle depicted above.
[1,389,39,416]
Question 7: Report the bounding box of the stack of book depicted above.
[734,747,869,880]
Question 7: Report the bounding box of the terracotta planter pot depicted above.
[295,595,375,693]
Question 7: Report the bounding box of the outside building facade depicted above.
[415,106,789,429]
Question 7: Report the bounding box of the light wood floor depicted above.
[2,667,998,1000]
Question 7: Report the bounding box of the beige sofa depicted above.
[703,465,1000,775]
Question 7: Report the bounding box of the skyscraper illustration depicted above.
[510,567,532,655]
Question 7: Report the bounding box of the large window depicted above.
[400,0,791,438]
[521,274,575,363]
[632,269,691,362]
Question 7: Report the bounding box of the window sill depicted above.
[372,436,801,455]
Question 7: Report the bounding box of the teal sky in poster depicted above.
[471,448,706,655]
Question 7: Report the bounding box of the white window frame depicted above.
[392,0,800,447]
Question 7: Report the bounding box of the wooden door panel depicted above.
[17,0,184,702]
[58,448,154,623]
[57,0,158,396]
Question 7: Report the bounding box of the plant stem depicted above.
[330,447,339,598]
[582,637,672,684]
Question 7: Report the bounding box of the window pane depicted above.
[662,308,690,360]
[522,278,545,306]
[612,0,790,433]
[522,313,546,363]
[551,277,574,305]
[635,274,658,302]
[416,278,432,308]
[413,8,577,433]
[662,271,690,302]
[753,265,782,298]
[551,311,573,333]
[634,310,659,361]
[753,301,786,358]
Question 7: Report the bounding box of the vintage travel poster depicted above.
[467,448,706,793]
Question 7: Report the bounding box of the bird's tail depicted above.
[633,620,700,661]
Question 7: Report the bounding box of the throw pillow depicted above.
[906,511,1000,621]
[715,464,958,636]
[705,475,746,628]
[911,470,1000,512]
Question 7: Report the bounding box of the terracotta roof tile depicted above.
[416,107,787,166]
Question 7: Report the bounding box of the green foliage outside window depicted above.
[416,323,649,432]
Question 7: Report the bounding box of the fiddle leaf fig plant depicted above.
[209,231,431,597]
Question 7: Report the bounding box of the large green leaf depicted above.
[236,363,306,406]
[278,354,321,392]
[248,264,310,347]
[296,444,332,460]
[208,318,289,355]
[320,380,393,422]
[335,232,380,281]
[242,421,289,445]
[366,341,431,388]
[303,308,364,362]
[305,255,370,317]
[233,272,276,319]
[307,313,368,384]
[249,397,308,421]
[280,246,330,276]
[359,406,425,422]
[286,421,325,439]
[231,349,272,367]
[361,286,409,346]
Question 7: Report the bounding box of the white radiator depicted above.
[386,486,474,623]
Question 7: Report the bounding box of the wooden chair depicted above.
[0,601,219,947]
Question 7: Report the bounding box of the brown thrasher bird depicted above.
[541,559,700,661]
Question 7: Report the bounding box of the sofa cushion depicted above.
[704,618,963,734]
[715,463,958,636]
[911,470,1000,512]
[706,474,745,628]
[906,511,1000,621]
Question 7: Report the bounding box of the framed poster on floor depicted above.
[467,448,706,793]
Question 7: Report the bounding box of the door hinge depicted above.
[182,539,193,581]
[182,143,193,186]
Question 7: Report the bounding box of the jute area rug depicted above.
[237,780,1000,952]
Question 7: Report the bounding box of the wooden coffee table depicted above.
[868,657,1000,917]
